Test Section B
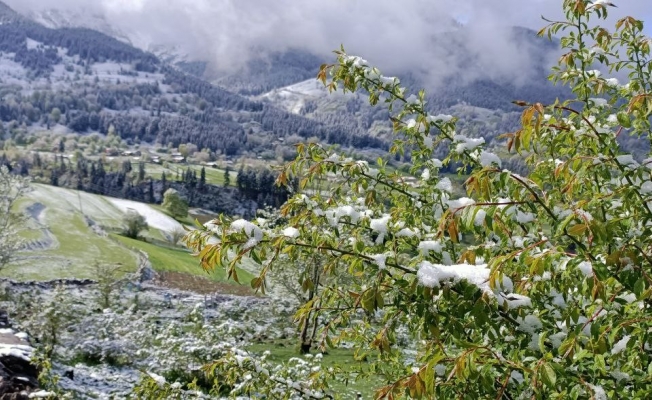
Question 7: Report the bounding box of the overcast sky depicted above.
[5,0,652,83]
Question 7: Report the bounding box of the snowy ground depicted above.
[108,198,183,233]
[1,281,309,399]
[26,184,124,227]
[258,78,356,115]
[26,184,182,235]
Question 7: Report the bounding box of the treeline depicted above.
[235,166,294,207]
[0,153,291,218]
[1,79,389,155]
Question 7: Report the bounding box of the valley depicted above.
[1,0,650,399]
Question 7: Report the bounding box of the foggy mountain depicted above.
[1,0,647,161]
[0,0,388,161]
[18,4,562,94]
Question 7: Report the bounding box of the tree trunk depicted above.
[299,256,322,354]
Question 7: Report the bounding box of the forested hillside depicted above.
[0,1,388,163]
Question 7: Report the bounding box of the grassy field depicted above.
[112,234,255,295]
[4,205,138,281]
[6,184,258,290]
[136,162,234,187]
[247,341,382,398]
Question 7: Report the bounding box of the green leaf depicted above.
[250,277,261,290]
[541,364,557,388]
[634,278,646,298]
[567,224,587,237]
[617,112,632,128]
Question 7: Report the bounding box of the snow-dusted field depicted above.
[1,282,322,399]
[26,184,124,226]
[108,197,183,233]
[27,184,182,234]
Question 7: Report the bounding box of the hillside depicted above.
[0,0,389,170]
[8,183,255,292]
[2,3,572,155]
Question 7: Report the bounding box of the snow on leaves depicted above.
[185,3,652,397]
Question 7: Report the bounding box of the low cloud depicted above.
[6,0,652,84]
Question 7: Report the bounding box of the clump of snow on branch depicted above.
[479,151,502,168]
[282,227,300,239]
[453,135,485,153]
[230,219,263,249]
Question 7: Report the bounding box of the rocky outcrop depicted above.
[0,311,40,399]
[134,252,157,283]
[0,279,95,290]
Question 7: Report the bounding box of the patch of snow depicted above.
[611,335,630,355]
[447,197,475,211]
[453,135,485,153]
[479,151,502,168]
[418,240,442,255]
[230,219,263,249]
[282,227,300,239]
[417,262,490,292]
[589,385,607,400]
[577,261,594,277]
[615,155,638,169]
[435,177,452,193]
[108,198,183,233]
[25,38,44,50]
[369,254,387,270]
[28,391,55,399]
[517,315,542,334]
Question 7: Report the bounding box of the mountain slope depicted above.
[25,7,206,77]
[25,8,132,44]
[0,0,387,162]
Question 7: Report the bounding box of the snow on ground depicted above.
[259,78,353,114]
[25,38,43,50]
[26,184,125,227]
[108,198,183,233]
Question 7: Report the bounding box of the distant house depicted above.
[171,156,186,163]
[204,162,219,168]
[105,148,119,156]
[122,150,142,157]
[171,152,183,157]
[151,156,161,164]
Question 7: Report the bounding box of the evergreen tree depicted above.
[50,169,59,186]
[148,179,155,203]
[235,165,244,189]
[138,162,146,182]
[160,172,167,197]
[199,167,206,190]
[224,165,231,187]
[33,153,41,168]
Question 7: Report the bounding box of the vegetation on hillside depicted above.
[0,165,30,268]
